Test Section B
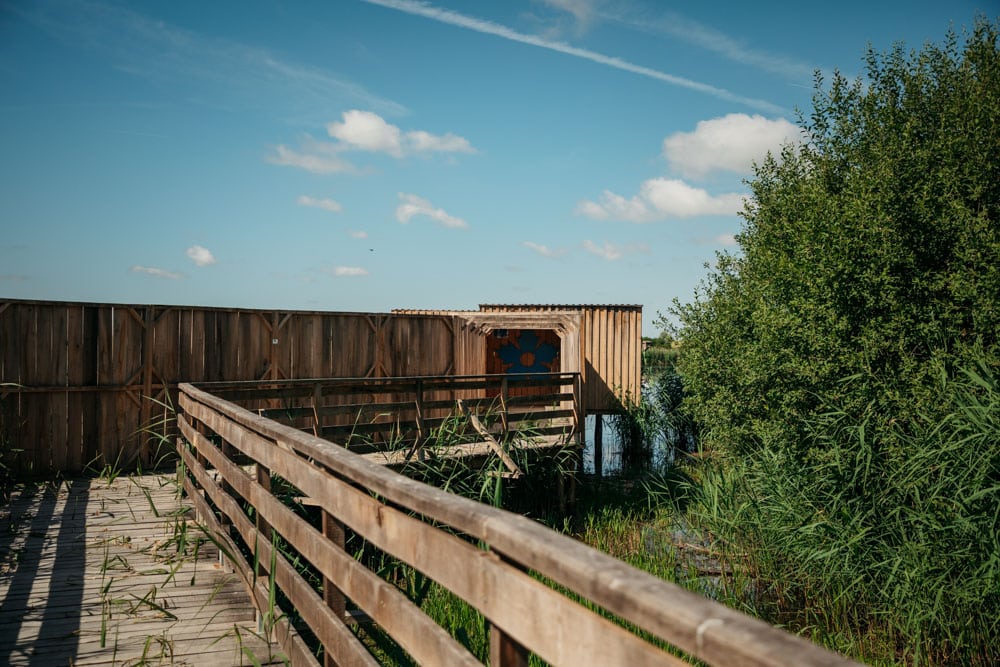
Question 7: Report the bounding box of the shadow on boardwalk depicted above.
[0,473,284,666]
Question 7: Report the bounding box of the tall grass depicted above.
[609,368,698,474]
[687,356,1000,665]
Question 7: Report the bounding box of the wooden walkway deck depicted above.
[0,473,284,666]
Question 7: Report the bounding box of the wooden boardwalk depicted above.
[0,473,284,666]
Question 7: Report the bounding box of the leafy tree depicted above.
[670,17,1000,664]
[674,17,999,458]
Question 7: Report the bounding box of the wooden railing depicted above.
[195,373,582,468]
[177,381,860,667]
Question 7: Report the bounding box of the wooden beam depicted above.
[457,399,522,478]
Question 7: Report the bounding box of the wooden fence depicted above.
[0,300,475,476]
[177,381,860,667]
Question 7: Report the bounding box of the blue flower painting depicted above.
[497,330,559,373]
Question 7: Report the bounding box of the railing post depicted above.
[406,379,426,462]
[490,624,530,667]
[489,548,530,667]
[570,373,583,507]
[255,462,273,630]
[322,509,347,667]
[194,416,210,473]
[219,439,235,571]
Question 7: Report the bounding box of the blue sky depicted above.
[0,0,990,333]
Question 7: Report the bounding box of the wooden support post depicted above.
[593,412,603,479]
[219,439,236,571]
[490,624,530,667]
[255,461,273,630]
[489,549,530,667]
[322,509,347,667]
[194,419,210,473]
[406,380,426,462]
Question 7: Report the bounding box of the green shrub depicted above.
[691,356,1000,664]
[671,17,1000,664]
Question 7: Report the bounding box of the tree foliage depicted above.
[674,17,1000,460]
[670,17,1000,664]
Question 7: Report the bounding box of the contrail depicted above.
[361,0,786,115]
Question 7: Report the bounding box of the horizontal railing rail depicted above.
[177,381,860,667]
[194,373,581,462]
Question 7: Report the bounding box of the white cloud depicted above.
[297,195,343,213]
[405,130,475,154]
[130,265,183,279]
[663,114,802,178]
[328,110,403,156]
[574,191,658,223]
[332,266,368,277]
[522,241,567,258]
[716,233,738,246]
[326,110,476,157]
[361,0,784,114]
[395,193,468,228]
[577,178,745,222]
[267,143,355,174]
[349,230,368,239]
[640,179,745,218]
[581,240,649,260]
[186,245,216,266]
[582,240,622,260]
[270,112,474,173]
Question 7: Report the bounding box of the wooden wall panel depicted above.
[2,299,639,475]
[38,306,68,473]
[179,309,206,381]
[272,313,294,381]
[327,314,377,378]
[152,308,181,385]
[381,316,454,377]
[292,314,322,379]
[240,312,271,381]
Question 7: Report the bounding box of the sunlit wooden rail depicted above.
[177,380,862,667]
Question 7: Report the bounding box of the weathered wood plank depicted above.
[0,474,282,667]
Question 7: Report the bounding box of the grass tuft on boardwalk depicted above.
[0,472,285,666]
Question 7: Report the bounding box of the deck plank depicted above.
[0,475,286,666]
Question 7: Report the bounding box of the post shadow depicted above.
[0,478,91,665]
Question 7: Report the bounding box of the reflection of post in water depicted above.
[593,412,603,479]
